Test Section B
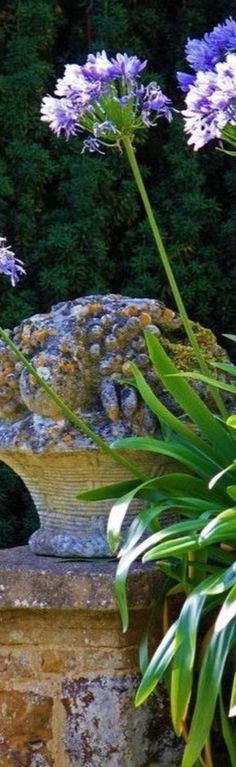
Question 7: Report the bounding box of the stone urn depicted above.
[0,294,226,557]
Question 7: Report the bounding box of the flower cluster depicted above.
[41,51,172,152]
[0,238,25,286]
[177,17,236,150]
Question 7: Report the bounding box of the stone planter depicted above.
[0,293,226,557]
[0,447,164,557]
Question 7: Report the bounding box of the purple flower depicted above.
[41,95,79,138]
[81,50,116,82]
[55,65,102,105]
[182,54,236,150]
[81,137,105,154]
[142,83,173,125]
[41,50,171,152]
[93,120,119,138]
[0,238,25,286]
[178,17,236,96]
[110,53,147,80]
[177,72,195,93]
[81,51,147,83]
[186,17,236,73]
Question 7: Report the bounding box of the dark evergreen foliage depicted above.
[0,0,235,545]
[0,463,38,548]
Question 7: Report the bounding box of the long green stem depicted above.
[123,137,228,420]
[0,326,146,481]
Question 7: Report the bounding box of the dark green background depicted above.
[0,0,235,546]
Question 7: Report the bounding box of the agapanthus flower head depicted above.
[186,17,236,73]
[178,17,236,151]
[0,237,25,286]
[178,17,236,97]
[182,54,236,150]
[41,51,172,153]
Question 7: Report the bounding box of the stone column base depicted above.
[0,547,182,766]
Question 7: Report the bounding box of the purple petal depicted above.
[177,71,195,92]
[0,238,25,286]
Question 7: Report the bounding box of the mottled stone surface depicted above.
[62,675,180,767]
[0,546,162,611]
[0,294,225,446]
[0,294,227,556]
[0,547,182,766]
[0,690,53,767]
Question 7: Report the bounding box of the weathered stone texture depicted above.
[0,548,182,766]
[62,675,160,766]
[61,676,182,767]
[0,294,227,558]
[0,690,53,767]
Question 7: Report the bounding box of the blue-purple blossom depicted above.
[41,96,79,138]
[176,72,195,93]
[142,83,173,125]
[81,137,105,154]
[81,50,117,82]
[182,54,236,150]
[178,17,236,97]
[0,238,25,286]
[178,17,236,151]
[110,53,147,80]
[41,50,172,152]
[185,17,236,73]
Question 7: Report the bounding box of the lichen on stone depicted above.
[0,294,228,452]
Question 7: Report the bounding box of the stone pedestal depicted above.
[0,547,182,767]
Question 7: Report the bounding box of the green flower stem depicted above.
[0,326,146,481]
[123,137,228,420]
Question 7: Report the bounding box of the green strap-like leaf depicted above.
[229,672,236,717]
[144,332,234,459]
[200,507,236,542]
[107,482,172,553]
[77,478,140,501]
[112,436,219,480]
[227,485,236,501]
[135,622,178,706]
[171,591,206,735]
[219,691,236,765]
[228,415,236,430]
[182,622,236,767]
[178,370,236,396]
[215,583,236,633]
[115,516,204,630]
[129,361,224,466]
[120,496,220,557]
[212,361,236,377]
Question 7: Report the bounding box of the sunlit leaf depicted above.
[171,590,206,735]
[227,485,236,501]
[113,435,218,480]
[215,584,236,633]
[229,673,236,718]
[200,508,236,541]
[135,622,177,706]
[209,464,236,490]
[219,690,236,764]
[182,622,236,767]
[144,331,235,460]
[227,415,236,430]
